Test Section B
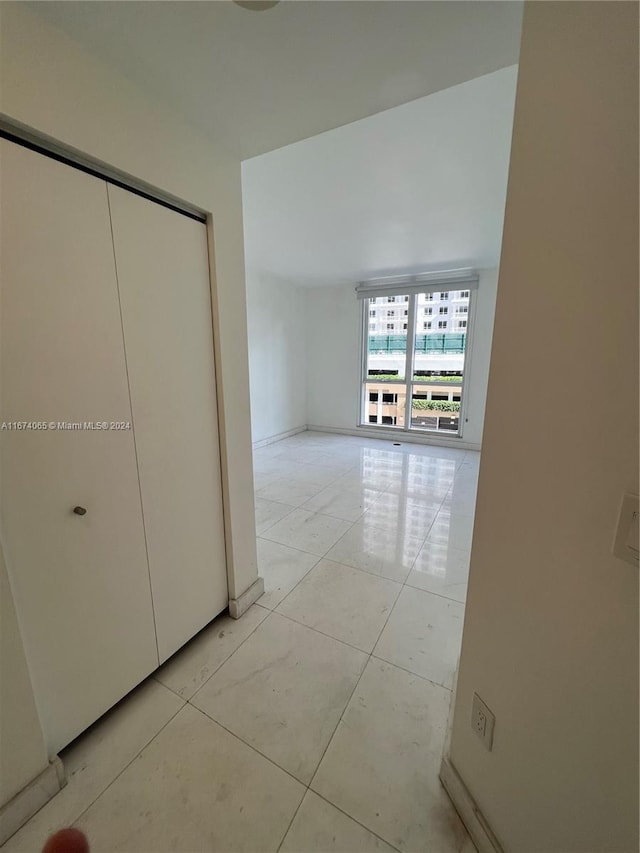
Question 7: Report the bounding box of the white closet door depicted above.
[0,142,159,753]
[108,186,227,663]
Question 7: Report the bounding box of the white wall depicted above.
[0,2,258,805]
[240,68,517,286]
[449,3,638,851]
[305,269,498,449]
[306,285,361,434]
[245,273,307,444]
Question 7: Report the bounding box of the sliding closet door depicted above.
[0,142,159,753]
[108,186,227,663]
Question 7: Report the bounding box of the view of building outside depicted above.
[363,290,470,433]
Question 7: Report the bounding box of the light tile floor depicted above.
[3,431,478,853]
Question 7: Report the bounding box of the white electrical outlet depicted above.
[471,693,495,750]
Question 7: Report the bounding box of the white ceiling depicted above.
[242,66,518,287]
[31,1,523,159]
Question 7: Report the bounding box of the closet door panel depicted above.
[0,141,159,753]
[108,186,227,663]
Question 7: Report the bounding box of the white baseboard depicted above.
[252,425,307,450]
[251,423,481,453]
[439,757,504,853]
[0,758,66,846]
[229,577,264,619]
[307,424,481,452]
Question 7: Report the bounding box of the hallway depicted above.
[3,431,478,853]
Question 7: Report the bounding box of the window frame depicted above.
[358,284,477,439]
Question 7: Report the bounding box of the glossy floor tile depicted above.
[281,791,396,853]
[276,559,401,653]
[360,491,442,540]
[3,680,184,853]
[425,508,475,551]
[256,537,320,610]
[373,586,465,688]
[76,704,305,852]
[303,481,385,522]
[191,613,367,783]
[406,540,471,603]
[326,520,424,583]
[261,508,352,557]
[254,496,296,534]
[284,460,348,486]
[312,659,468,852]
[154,604,268,699]
[256,476,326,507]
[5,431,478,853]
[253,470,284,492]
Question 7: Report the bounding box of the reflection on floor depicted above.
[3,431,479,853]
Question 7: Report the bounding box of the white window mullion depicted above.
[403,294,417,430]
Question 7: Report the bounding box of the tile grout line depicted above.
[305,547,408,795]
[70,700,187,831]
[275,791,307,853]
[256,503,308,537]
[309,790,405,853]
[368,653,454,693]
[270,607,377,658]
[187,702,308,790]
[401,582,467,606]
[260,507,361,564]
[10,440,474,848]
[251,435,472,846]
[182,607,272,704]
[256,534,326,562]
[257,555,321,614]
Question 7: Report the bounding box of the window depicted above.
[369,322,375,331]
[360,283,474,435]
[460,290,470,298]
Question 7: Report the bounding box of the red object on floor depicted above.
[42,828,89,853]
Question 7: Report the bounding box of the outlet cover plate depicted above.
[471,692,495,750]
